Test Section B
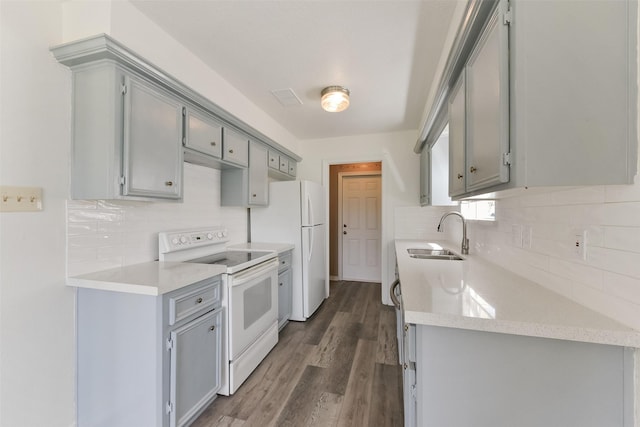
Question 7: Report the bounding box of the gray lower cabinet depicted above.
[71,63,183,200]
[77,277,222,427]
[221,140,268,206]
[406,324,633,427]
[277,250,293,330]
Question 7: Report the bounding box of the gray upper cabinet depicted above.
[267,149,297,180]
[221,140,268,207]
[437,0,637,200]
[464,6,509,193]
[184,106,223,159]
[248,142,269,205]
[123,74,183,199]
[419,148,431,206]
[51,34,302,203]
[448,74,466,198]
[222,128,249,168]
[69,63,183,201]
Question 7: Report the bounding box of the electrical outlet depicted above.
[574,230,587,260]
[0,186,43,212]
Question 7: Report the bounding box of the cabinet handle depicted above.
[404,324,409,332]
[403,363,408,370]
[196,297,203,304]
[210,141,217,146]
[470,166,477,173]
[209,325,215,331]
[229,149,234,154]
[457,174,463,180]
[165,181,174,187]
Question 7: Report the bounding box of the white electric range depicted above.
[159,227,279,395]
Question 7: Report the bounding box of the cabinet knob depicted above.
[209,325,215,331]
[252,194,257,198]
[404,324,409,332]
[470,166,477,173]
[457,174,463,180]
[343,231,347,235]
[196,297,203,304]
[403,363,408,370]
[279,282,283,287]
[229,149,234,154]
[165,181,174,187]
[210,141,217,146]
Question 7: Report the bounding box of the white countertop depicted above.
[227,242,295,255]
[67,261,226,296]
[395,239,640,348]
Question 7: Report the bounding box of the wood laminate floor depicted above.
[192,280,403,427]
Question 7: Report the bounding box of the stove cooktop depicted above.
[185,251,270,268]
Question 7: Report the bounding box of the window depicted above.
[460,200,495,221]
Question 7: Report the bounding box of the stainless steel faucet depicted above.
[437,211,469,255]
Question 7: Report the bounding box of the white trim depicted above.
[337,171,382,281]
[321,155,390,305]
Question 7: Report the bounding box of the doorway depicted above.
[328,162,382,282]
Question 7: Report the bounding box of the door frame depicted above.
[337,171,382,281]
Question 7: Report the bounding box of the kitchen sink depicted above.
[407,248,464,261]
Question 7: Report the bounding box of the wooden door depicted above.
[341,175,381,282]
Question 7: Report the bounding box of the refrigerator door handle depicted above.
[307,194,313,226]
[308,227,314,262]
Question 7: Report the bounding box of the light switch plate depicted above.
[0,186,43,212]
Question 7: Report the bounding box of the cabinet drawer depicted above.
[169,281,221,326]
[278,252,292,272]
[268,150,279,170]
[223,128,249,167]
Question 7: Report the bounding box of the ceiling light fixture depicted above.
[321,86,350,112]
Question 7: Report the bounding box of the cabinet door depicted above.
[222,128,249,167]
[268,150,279,170]
[279,157,288,173]
[123,75,183,199]
[288,160,297,177]
[277,268,292,329]
[184,107,222,158]
[465,5,510,192]
[419,148,431,206]
[448,74,466,197]
[248,141,268,206]
[169,308,222,427]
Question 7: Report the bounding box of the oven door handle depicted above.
[230,259,279,286]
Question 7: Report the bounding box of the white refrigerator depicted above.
[250,180,328,321]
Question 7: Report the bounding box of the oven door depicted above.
[228,258,278,360]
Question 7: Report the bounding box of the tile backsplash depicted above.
[401,178,640,330]
[67,163,248,276]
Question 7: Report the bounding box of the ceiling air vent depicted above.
[271,88,303,107]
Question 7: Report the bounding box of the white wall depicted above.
[0,1,303,426]
[297,130,420,304]
[0,2,75,426]
[464,182,640,330]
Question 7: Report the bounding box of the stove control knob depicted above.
[171,237,179,245]
[222,230,228,237]
[216,231,224,238]
[206,233,214,240]
[179,235,188,244]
